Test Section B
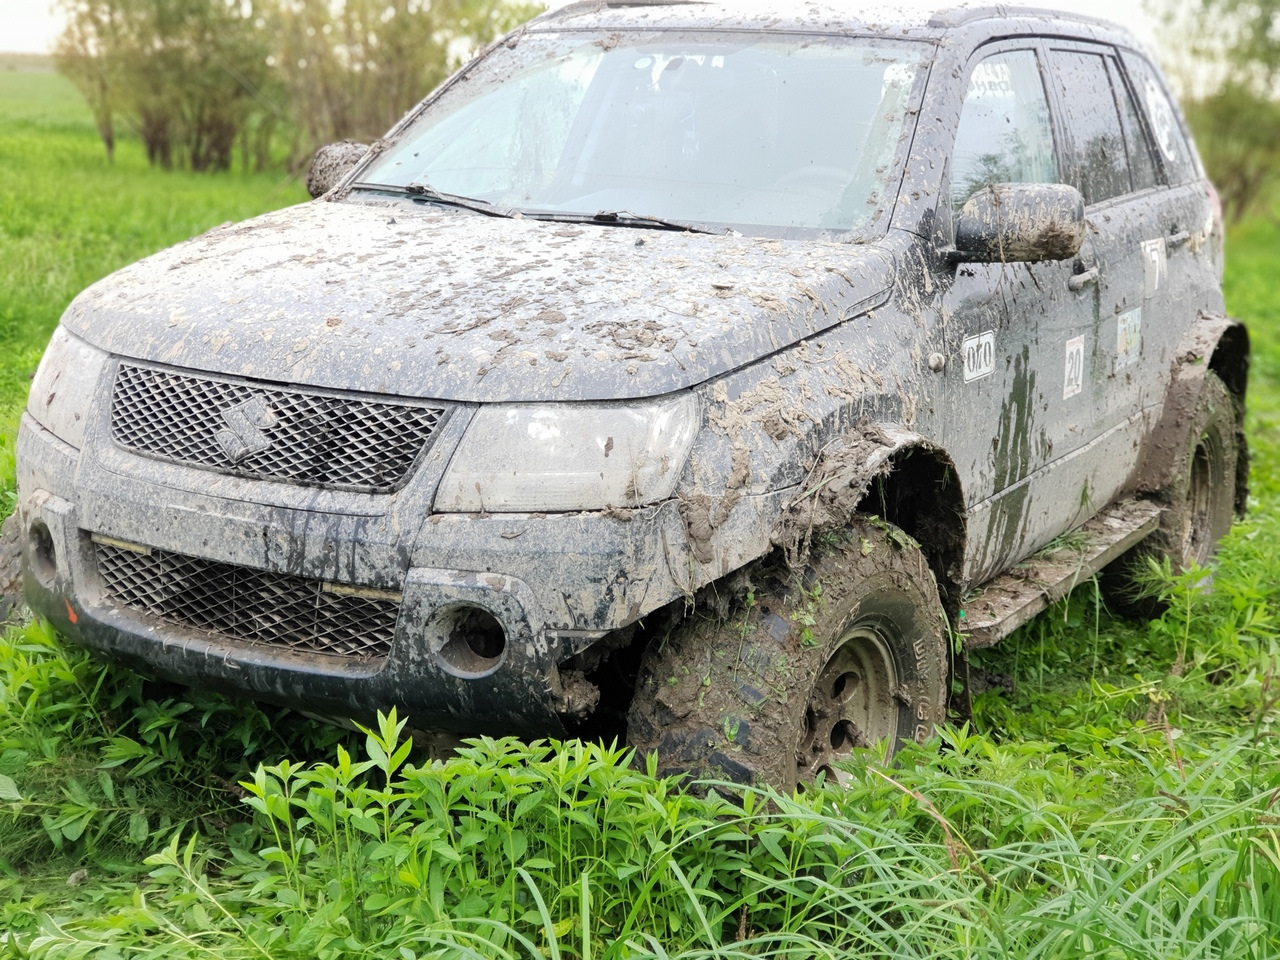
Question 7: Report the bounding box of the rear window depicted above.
[1108,56,1160,193]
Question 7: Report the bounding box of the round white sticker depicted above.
[1144,76,1179,163]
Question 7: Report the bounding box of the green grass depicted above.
[0,65,1277,959]
[0,61,306,489]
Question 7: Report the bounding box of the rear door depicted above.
[1117,52,1225,399]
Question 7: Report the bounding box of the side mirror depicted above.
[952,183,1085,263]
[306,141,369,199]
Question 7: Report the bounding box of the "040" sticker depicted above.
[963,331,995,382]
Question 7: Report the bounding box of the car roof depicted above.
[529,1,1141,48]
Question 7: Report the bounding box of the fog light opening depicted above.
[436,605,507,676]
[28,520,57,587]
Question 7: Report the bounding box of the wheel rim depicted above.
[1185,433,1221,568]
[797,623,898,784]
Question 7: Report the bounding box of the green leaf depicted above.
[127,812,149,846]
[0,774,20,802]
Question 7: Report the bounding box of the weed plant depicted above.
[1,58,1278,959]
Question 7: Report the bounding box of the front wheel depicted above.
[626,519,949,791]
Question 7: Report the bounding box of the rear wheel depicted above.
[1104,371,1243,614]
[626,518,949,791]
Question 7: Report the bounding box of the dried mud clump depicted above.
[772,423,896,566]
[307,140,370,199]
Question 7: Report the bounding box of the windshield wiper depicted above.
[351,187,726,235]
[525,208,728,235]
[353,181,514,219]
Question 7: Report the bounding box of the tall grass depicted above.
[5,696,1277,958]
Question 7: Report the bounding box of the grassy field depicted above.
[0,56,306,493]
[0,60,1277,958]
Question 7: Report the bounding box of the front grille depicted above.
[110,363,447,493]
[94,538,399,660]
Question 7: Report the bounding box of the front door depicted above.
[934,43,1099,583]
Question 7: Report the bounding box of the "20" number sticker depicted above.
[1064,336,1085,399]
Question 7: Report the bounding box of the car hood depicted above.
[62,197,893,403]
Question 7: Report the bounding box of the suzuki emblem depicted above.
[215,396,277,462]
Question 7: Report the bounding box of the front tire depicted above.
[626,518,949,791]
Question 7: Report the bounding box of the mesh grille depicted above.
[110,363,446,492]
[94,539,399,660]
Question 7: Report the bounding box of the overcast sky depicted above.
[0,0,1161,54]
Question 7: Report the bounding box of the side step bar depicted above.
[961,499,1163,651]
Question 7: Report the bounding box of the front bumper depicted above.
[16,413,723,735]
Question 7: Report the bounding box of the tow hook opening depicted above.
[28,520,57,587]
[435,605,507,677]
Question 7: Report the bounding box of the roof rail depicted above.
[927,4,1113,29]
[535,0,707,22]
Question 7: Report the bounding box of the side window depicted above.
[951,49,1059,211]
[1107,56,1160,192]
[1121,53,1199,184]
[1046,49,1129,205]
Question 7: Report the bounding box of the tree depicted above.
[55,0,274,172]
[53,1,121,162]
[55,0,544,173]
[262,0,542,162]
[1149,0,1280,222]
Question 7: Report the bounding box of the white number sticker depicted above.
[1141,237,1167,299]
[963,330,995,382]
[1064,336,1085,399]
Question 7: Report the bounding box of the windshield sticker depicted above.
[968,62,1014,100]
[1116,309,1142,369]
[963,331,995,382]
[1064,336,1085,399]
[1141,237,1167,299]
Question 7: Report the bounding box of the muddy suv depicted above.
[18,2,1246,788]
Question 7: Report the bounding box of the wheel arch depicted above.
[775,426,968,615]
[1208,320,1250,403]
[853,440,968,614]
[1137,315,1250,510]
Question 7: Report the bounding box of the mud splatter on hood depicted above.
[62,196,893,403]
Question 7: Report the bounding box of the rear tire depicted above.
[626,518,949,791]
[1104,371,1243,616]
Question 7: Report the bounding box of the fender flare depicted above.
[772,424,966,593]
[1136,313,1249,498]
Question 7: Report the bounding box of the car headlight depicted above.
[436,394,699,513]
[27,327,109,450]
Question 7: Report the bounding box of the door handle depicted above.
[1068,267,1099,292]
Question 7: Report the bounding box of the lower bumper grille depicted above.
[93,538,399,660]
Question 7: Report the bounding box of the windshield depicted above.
[360,31,927,236]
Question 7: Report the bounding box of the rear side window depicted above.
[1046,49,1129,204]
[1107,57,1159,192]
[1121,53,1199,184]
[951,49,1059,211]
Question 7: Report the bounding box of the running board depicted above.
[961,499,1163,651]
